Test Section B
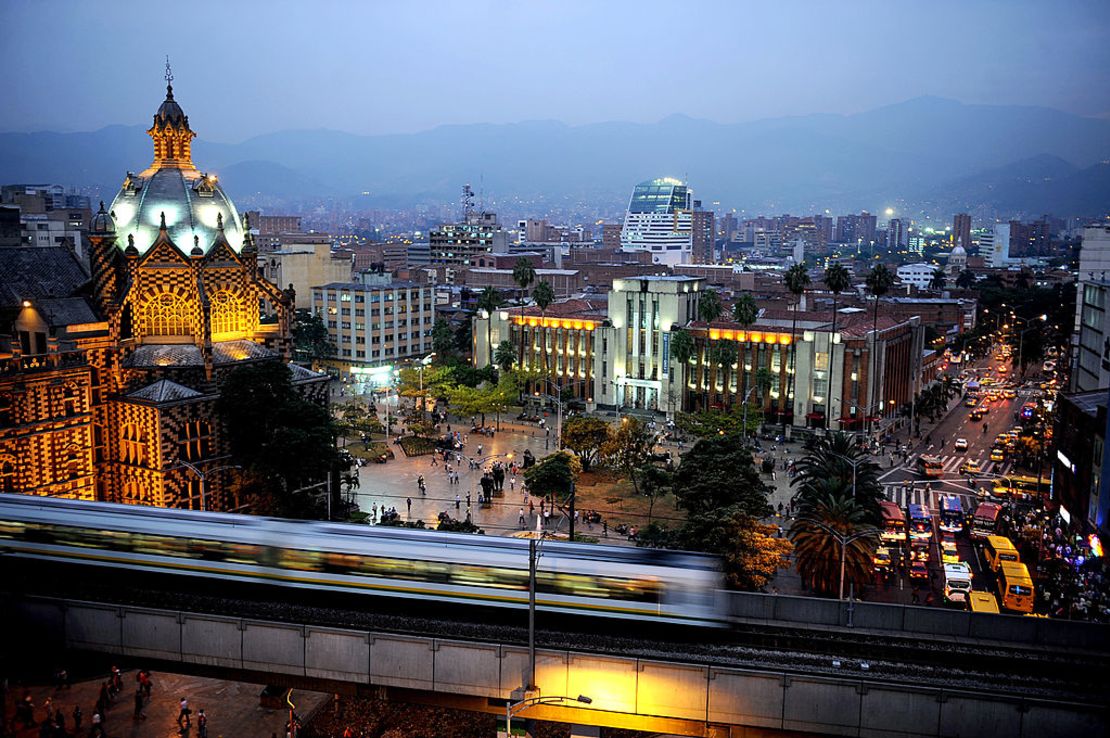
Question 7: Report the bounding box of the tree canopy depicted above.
[292,309,335,363]
[523,451,580,498]
[672,435,772,518]
[560,416,611,470]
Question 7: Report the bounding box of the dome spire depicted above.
[147,57,196,170]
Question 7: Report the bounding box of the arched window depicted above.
[121,479,153,506]
[178,420,211,462]
[143,291,189,337]
[63,444,81,481]
[210,290,242,336]
[120,423,147,465]
[0,456,16,494]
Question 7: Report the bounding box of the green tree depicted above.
[494,339,516,373]
[929,269,948,291]
[731,293,759,326]
[396,364,454,414]
[672,435,772,518]
[431,318,456,360]
[669,328,696,410]
[523,450,580,499]
[789,493,879,597]
[532,280,556,373]
[636,465,672,523]
[674,406,761,439]
[447,383,497,427]
[560,416,611,471]
[698,290,724,410]
[791,431,883,524]
[217,361,341,517]
[783,262,811,431]
[683,511,792,591]
[512,257,537,367]
[955,269,976,289]
[602,416,657,496]
[291,309,335,364]
[864,264,895,434]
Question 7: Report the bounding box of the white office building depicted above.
[982,223,1012,268]
[620,178,694,266]
[896,263,939,290]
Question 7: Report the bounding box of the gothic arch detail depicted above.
[209,290,243,336]
[143,290,190,337]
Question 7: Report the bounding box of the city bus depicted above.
[968,591,1000,614]
[985,535,1020,572]
[971,501,1002,540]
[938,496,964,533]
[992,475,1051,499]
[880,500,906,542]
[916,455,944,478]
[997,561,1035,613]
[908,503,933,541]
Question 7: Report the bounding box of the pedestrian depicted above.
[406,497,412,516]
[177,697,190,727]
[455,493,460,509]
[519,508,526,528]
[603,521,608,537]
[54,708,66,735]
[133,689,146,720]
[72,705,83,733]
[197,708,208,738]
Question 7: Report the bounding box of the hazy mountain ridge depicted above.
[1,97,1108,216]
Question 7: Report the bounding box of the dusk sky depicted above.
[2,0,1109,142]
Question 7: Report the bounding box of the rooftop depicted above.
[315,281,423,291]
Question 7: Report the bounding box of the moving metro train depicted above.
[0,496,724,626]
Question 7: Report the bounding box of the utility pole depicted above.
[528,538,537,690]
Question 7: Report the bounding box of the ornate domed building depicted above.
[0,70,327,510]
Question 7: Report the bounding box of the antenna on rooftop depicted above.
[462,183,475,220]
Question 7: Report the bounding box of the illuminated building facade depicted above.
[473,278,923,429]
[0,72,327,510]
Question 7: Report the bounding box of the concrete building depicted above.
[601,223,623,249]
[312,277,435,377]
[1053,391,1108,535]
[260,241,352,310]
[896,263,940,290]
[620,178,693,266]
[1072,226,1110,392]
[474,276,923,431]
[953,213,972,251]
[888,218,908,251]
[464,267,582,298]
[982,223,1012,268]
[691,202,716,264]
[429,211,509,266]
[19,214,86,259]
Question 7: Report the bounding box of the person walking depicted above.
[518,508,526,528]
[72,705,82,734]
[177,697,191,728]
[197,708,208,738]
[133,689,146,720]
[406,497,412,517]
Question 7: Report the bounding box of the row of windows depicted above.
[324,291,425,303]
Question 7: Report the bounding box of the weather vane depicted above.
[164,55,173,85]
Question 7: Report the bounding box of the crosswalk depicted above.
[929,451,1015,478]
[883,484,976,513]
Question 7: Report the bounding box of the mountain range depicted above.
[1,96,1108,217]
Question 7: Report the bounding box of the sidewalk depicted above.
[4,670,328,738]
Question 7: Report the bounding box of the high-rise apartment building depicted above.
[312,276,435,375]
[953,213,972,250]
[429,210,508,266]
[1073,226,1110,392]
[888,218,907,250]
[835,212,878,246]
[982,223,1012,268]
[620,178,693,266]
[691,201,715,264]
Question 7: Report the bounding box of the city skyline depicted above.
[1,1,1108,141]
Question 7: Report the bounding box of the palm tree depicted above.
[532,280,556,376]
[791,431,883,522]
[477,286,503,367]
[669,328,696,412]
[711,341,739,408]
[512,257,537,367]
[494,340,516,373]
[698,290,724,409]
[789,492,880,597]
[955,269,976,289]
[732,293,759,433]
[732,293,758,325]
[823,263,851,428]
[929,269,947,291]
[864,264,895,436]
[783,263,811,432]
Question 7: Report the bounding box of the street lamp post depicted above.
[801,517,880,601]
[506,694,592,736]
[178,461,242,512]
[417,352,436,419]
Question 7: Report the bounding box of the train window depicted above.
[0,520,27,540]
[279,548,323,572]
[223,543,261,565]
